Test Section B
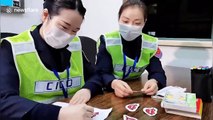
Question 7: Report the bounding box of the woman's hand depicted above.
[58,104,94,120]
[69,89,91,105]
[141,79,158,95]
[111,79,133,98]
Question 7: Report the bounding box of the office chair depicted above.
[1,32,17,39]
[79,36,97,65]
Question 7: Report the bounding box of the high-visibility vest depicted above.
[2,28,85,103]
[103,31,158,80]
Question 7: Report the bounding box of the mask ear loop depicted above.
[48,13,52,20]
[42,11,53,39]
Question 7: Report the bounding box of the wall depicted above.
[160,46,212,68]
[0,0,122,39]
[1,0,212,68]
[78,0,122,40]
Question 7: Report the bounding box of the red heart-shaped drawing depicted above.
[123,114,138,120]
[125,103,140,112]
[143,107,158,116]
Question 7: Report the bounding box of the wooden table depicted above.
[62,66,213,120]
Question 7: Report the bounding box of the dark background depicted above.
[142,0,213,39]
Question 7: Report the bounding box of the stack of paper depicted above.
[152,86,186,99]
[161,92,203,119]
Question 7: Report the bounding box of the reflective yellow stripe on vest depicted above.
[104,31,158,80]
[3,29,85,104]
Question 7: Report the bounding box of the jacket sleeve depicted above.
[95,35,116,91]
[0,40,61,120]
[82,51,103,97]
[145,56,167,89]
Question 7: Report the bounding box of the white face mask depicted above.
[43,26,75,49]
[119,23,143,41]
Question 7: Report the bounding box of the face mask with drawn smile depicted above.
[119,23,143,41]
[43,26,75,49]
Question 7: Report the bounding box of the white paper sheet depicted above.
[92,107,112,120]
[52,102,112,120]
[152,86,186,99]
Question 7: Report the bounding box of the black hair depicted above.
[118,0,147,21]
[43,0,86,18]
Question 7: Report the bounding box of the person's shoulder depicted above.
[1,39,11,47]
[142,33,158,42]
[4,30,32,43]
[104,30,120,38]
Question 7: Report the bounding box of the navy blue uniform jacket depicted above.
[0,25,103,120]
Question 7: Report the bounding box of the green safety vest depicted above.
[2,28,85,104]
[103,31,158,80]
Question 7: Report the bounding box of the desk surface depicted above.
[88,82,212,120]
[62,66,213,120]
